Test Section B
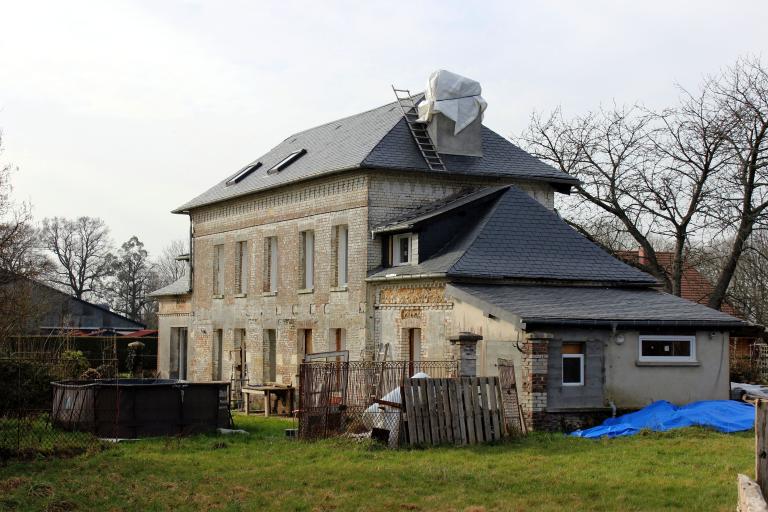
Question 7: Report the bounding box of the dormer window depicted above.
[226,162,261,186]
[392,234,411,266]
[267,149,307,174]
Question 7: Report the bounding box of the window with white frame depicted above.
[392,234,411,266]
[561,342,584,386]
[638,335,696,363]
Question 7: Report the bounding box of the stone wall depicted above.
[178,168,558,386]
[187,173,370,385]
[519,332,551,431]
[156,294,192,378]
[372,280,454,362]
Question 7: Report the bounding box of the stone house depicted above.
[150,72,751,430]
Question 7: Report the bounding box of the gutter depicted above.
[366,272,446,282]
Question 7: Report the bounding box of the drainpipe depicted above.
[188,213,194,293]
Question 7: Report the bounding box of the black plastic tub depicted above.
[51,379,231,438]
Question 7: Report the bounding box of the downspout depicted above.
[188,213,194,293]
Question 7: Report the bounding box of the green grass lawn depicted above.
[0,414,754,512]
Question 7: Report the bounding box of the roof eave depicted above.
[522,318,748,329]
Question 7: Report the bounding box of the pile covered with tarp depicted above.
[570,400,754,439]
[417,69,487,134]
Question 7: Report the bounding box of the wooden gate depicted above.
[497,358,527,435]
[401,377,507,446]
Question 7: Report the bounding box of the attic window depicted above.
[226,162,261,185]
[268,149,307,174]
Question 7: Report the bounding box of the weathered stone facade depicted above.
[162,169,554,386]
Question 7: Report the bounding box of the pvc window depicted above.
[638,335,696,363]
[267,149,306,174]
[392,234,411,266]
[562,343,584,386]
[226,162,261,185]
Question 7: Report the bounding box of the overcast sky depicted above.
[1,0,766,256]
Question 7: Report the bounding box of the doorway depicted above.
[407,328,421,376]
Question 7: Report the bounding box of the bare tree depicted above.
[0,132,52,337]
[520,105,686,291]
[519,57,765,303]
[707,57,768,309]
[155,239,187,287]
[41,216,114,300]
[106,236,158,324]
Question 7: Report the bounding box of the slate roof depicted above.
[368,186,658,285]
[447,283,748,328]
[371,186,507,234]
[148,273,190,297]
[173,96,577,213]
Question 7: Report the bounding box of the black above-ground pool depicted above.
[51,379,232,439]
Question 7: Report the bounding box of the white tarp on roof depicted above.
[417,70,488,135]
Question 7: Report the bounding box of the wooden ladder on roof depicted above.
[391,86,446,172]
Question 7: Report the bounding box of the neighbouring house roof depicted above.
[367,186,658,286]
[447,283,749,329]
[148,273,191,297]
[173,95,577,213]
[617,250,741,318]
[0,273,148,331]
[122,329,159,338]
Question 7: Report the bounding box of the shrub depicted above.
[0,359,56,412]
[730,356,763,384]
[59,350,89,380]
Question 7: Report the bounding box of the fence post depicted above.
[757,400,768,498]
[448,332,482,378]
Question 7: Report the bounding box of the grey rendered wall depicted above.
[603,330,729,407]
[546,337,605,410]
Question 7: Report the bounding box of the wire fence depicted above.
[297,360,459,447]
[0,335,158,461]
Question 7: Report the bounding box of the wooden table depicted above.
[242,385,295,417]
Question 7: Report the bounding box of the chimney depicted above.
[417,70,487,157]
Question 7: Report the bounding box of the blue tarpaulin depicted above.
[570,400,755,439]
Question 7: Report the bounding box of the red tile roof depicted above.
[617,250,740,318]
[122,329,158,338]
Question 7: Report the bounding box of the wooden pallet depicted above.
[401,377,507,446]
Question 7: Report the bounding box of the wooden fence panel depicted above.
[756,400,768,499]
[402,377,508,447]
[479,377,491,442]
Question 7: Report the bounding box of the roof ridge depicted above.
[286,92,423,142]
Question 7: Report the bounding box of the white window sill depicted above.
[234,293,247,298]
[212,294,224,299]
[635,360,700,367]
[330,286,348,292]
[262,291,277,297]
[298,288,314,295]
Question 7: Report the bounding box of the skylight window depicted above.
[267,149,306,174]
[226,162,261,186]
